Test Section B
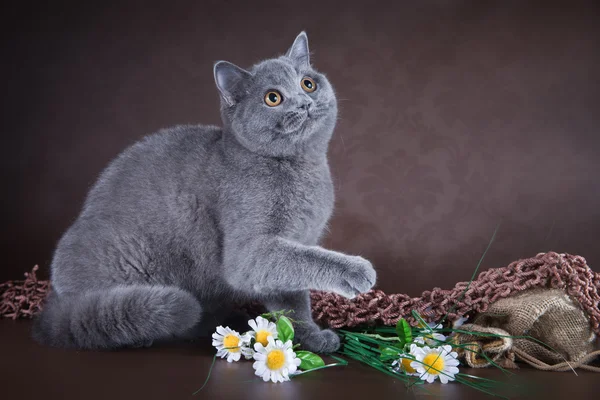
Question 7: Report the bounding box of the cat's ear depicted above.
[213,61,252,106]
[286,31,310,68]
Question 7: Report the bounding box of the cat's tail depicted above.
[32,285,202,349]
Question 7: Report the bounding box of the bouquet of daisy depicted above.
[202,308,512,397]
[338,311,513,397]
[206,311,345,388]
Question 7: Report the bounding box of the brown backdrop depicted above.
[2,0,599,296]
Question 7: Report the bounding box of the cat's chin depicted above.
[281,113,309,135]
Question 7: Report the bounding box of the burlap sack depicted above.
[454,288,599,371]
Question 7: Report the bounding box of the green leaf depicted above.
[396,318,412,347]
[276,315,294,343]
[295,351,325,371]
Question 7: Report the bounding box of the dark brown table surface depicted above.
[1,320,598,400]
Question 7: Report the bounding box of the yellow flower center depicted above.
[255,330,272,347]
[422,353,445,375]
[401,357,416,374]
[266,349,286,370]
[223,334,240,352]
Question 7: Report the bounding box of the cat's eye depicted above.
[301,77,317,93]
[264,90,283,107]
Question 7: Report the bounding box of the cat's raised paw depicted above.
[334,256,376,299]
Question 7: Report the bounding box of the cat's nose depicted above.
[298,101,312,111]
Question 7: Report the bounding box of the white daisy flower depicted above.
[414,322,447,346]
[391,344,420,376]
[248,316,278,347]
[410,345,460,384]
[212,326,250,363]
[252,336,301,383]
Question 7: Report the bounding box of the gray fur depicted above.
[33,32,376,353]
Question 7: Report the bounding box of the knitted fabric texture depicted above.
[2,252,600,336]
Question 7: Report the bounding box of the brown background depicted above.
[2,0,599,296]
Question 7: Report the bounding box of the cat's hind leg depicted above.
[32,285,202,349]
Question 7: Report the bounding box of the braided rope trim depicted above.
[310,252,600,332]
[0,265,48,319]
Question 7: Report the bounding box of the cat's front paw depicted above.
[298,328,340,354]
[333,255,376,299]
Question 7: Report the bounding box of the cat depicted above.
[32,32,376,353]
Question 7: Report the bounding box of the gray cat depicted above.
[32,32,376,353]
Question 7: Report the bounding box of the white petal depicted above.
[447,366,459,374]
[255,363,267,376]
[241,333,252,343]
[254,342,265,352]
[283,348,296,360]
[216,350,227,358]
[212,332,222,340]
[439,374,449,384]
[216,326,228,335]
[270,371,279,383]
[253,352,266,361]
[256,316,267,325]
[426,374,436,383]
[277,371,286,383]
[288,363,297,374]
[271,371,281,383]
[262,371,271,382]
[249,319,259,331]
